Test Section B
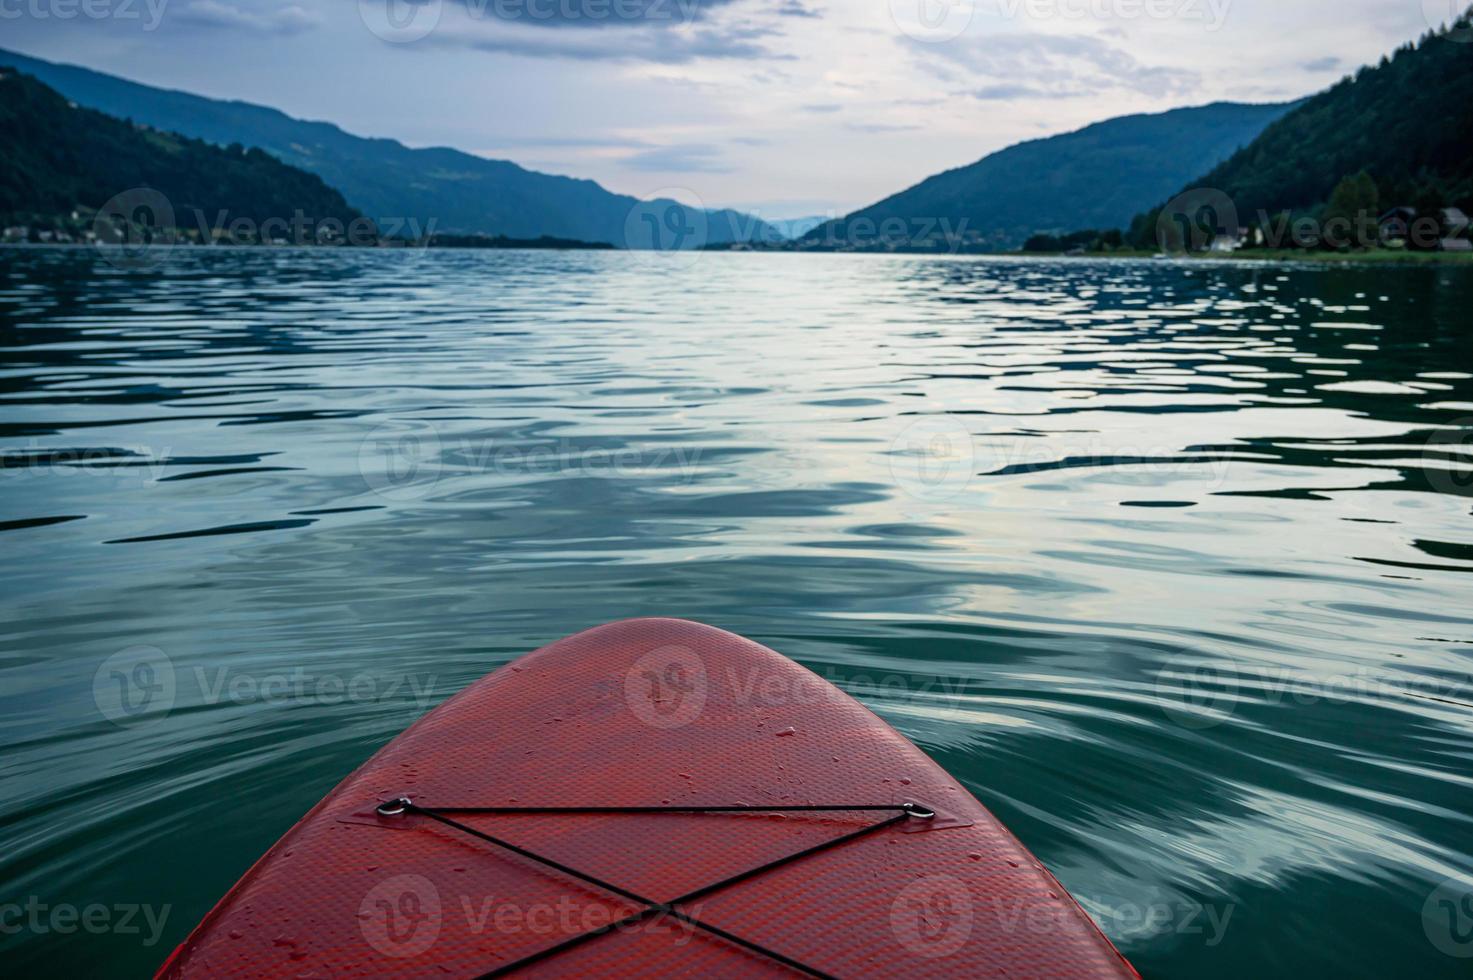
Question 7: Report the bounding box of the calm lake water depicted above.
[2,246,1471,977]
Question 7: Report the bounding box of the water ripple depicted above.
[1,248,1471,977]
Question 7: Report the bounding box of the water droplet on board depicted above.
[968,853,983,861]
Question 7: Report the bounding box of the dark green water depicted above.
[1,247,1471,977]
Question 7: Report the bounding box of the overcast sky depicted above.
[2,0,1458,218]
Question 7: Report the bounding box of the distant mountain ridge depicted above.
[0,47,779,248]
[803,101,1298,250]
[0,68,360,239]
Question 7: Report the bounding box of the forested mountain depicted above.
[0,68,361,240]
[0,47,779,248]
[1128,12,1473,248]
[801,101,1295,250]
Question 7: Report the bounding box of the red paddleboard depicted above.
[158,619,1137,978]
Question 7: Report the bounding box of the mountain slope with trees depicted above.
[801,101,1296,250]
[0,67,361,238]
[0,47,778,248]
[1128,13,1473,249]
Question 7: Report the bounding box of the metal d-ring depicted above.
[376,797,414,817]
[901,801,936,820]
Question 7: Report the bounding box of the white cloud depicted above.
[176,0,321,35]
[916,32,1201,99]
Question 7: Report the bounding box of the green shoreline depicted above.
[1019,248,1473,265]
[6,241,1473,265]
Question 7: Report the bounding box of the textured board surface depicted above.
[158,619,1137,978]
